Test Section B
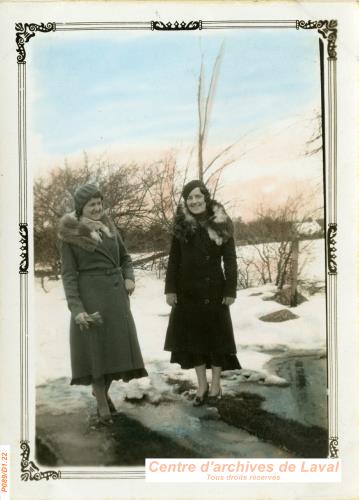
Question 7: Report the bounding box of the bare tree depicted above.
[33,155,158,276]
[197,43,224,181]
[140,152,189,234]
[305,110,322,157]
[239,189,323,305]
[252,243,276,285]
[237,253,257,289]
[194,45,253,200]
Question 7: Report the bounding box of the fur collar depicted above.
[58,211,116,252]
[173,201,233,245]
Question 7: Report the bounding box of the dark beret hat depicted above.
[182,180,210,201]
[74,183,102,213]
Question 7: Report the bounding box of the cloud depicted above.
[220,175,323,222]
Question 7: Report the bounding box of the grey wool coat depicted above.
[58,212,147,385]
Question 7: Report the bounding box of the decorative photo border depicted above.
[16,18,338,481]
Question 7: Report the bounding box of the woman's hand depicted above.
[125,279,135,296]
[75,312,95,331]
[222,297,235,306]
[166,293,177,307]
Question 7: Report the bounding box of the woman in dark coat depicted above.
[164,180,241,406]
[58,183,147,424]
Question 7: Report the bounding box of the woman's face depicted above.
[82,197,103,220]
[186,187,206,215]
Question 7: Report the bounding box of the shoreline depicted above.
[238,349,327,430]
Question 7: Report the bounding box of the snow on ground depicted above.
[35,239,326,403]
[237,238,325,287]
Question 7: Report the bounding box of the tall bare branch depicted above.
[197,59,205,180]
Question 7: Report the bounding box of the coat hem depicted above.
[70,367,148,386]
[167,351,241,371]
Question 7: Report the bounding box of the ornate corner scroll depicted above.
[19,223,29,274]
[329,436,339,458]
[151,21,202,31]
[21,441,61,481]
[328,223,337,275]
[296,20,337,60]
[15,22,56,63]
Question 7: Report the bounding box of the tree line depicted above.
[34,155,323,286]
[34,154,184,276]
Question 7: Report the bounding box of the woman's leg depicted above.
[105,379,118,413]
[194,364,208,396]
[92,378,112,399]
[210,365,222,396]
[105,378,112,396]
[92,377,111,420]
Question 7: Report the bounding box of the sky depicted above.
[28,27,323,219]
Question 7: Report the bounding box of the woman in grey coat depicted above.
[164,180,241,406]
[58,183,147,424]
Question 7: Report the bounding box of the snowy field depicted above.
[236,238,325,288]
[34,239,326,406]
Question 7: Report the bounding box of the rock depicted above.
[298,280,325,296]
[249,292,263,296]
[262,295,276,301]
[259,309,299,322]
[274,286,307,306]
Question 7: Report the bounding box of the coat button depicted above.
[204,299,210,304]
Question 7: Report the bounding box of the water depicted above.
[239,354,327,429]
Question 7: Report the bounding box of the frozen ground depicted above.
[35,239,326,460]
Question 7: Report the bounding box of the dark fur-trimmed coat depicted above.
[165,201,238,301]
[164,202,238,357]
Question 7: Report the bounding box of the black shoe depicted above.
[96,407,114,426]
[207,389,222,405]
[193,387,209,407]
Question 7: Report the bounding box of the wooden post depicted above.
[290,238,299,306]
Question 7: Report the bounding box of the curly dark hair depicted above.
[181,180,213,214]
[173,198,219,242]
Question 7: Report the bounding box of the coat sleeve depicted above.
[117,232,135,282]
[59,240,86,317]
[222,236,238,298]
[165,236,181,294]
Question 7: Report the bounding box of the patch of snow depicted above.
[294,221,322,236]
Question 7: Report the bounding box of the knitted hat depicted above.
[182,180,210,201]
[74,183,103,214]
